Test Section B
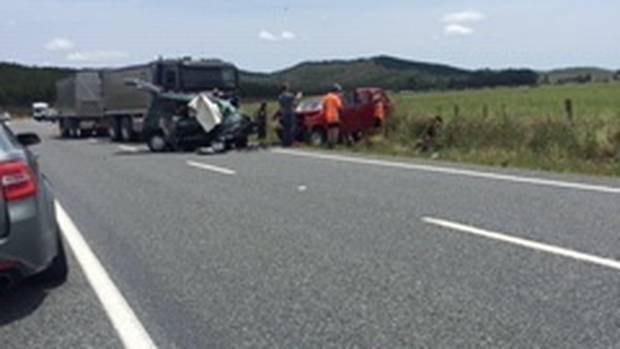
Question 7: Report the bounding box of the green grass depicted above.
[370,83,620,176]
[243,83,620,177]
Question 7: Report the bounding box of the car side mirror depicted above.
[16,132,41,147]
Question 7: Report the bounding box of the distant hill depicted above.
[2,56,616,108]
[0,63,74,109]
[239,56,539,97]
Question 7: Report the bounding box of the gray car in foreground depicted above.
[0,124,68,287]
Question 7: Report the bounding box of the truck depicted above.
[55,72,104,137]
[54,58,239,141]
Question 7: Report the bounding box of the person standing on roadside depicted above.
[373,94,386,128]
[278,83,302,147]
[255,102,268,141]
[323,84,343,148]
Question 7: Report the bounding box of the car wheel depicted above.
[235,136,248,149]
[147,133,167,152]
[120,117,133,142]
[33,230,69,286]
[309,128,326,146]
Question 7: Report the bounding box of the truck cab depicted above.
[157,59,239,94]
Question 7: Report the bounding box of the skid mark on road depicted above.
[272,149,620,194]
[424,217,620,272]
[55,201,158,349]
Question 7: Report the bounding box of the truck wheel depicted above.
[108,118,121,141]
[147,133,167,152]
[120,117,133,142]
[309,128,326,147]
[59,120,70,138]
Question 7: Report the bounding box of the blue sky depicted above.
[1,0,618,71]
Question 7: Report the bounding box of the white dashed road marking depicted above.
[118,145,141,153]
[55,201,158,349]
[424,217,620,271]
[186,160,236,175]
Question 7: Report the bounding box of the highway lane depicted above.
[0,240,123,348]
[5,119,620,348]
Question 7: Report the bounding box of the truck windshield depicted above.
[181,67,237,92]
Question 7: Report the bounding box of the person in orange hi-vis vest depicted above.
[373,94,386,127]
[323,84,343,148]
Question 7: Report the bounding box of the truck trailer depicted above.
[55,58,239,141]
[55,71,104,137]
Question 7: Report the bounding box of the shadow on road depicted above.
[0,285,48,326]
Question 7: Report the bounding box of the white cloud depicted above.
[259,30,278,41]
[66,50,129,62]
[442,10,485,23]
[281,31,296,40]
[259,30,296,41]
[45,38,75,51]
[444,24,474,36]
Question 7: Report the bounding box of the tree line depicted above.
[0,63,73,109]
[3,60,616,108]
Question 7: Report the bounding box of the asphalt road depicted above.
[3,119,620,348]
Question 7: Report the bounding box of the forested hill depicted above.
[0,63,73,108]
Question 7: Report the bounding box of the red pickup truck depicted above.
[294,88,393,145]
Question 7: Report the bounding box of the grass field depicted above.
[243,83,620,177]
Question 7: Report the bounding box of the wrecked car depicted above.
[141,91,255,153]
[292,88,393,145]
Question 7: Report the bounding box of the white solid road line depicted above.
[118,145,141,153]
[55,202,158,349]
[424,217,620,272]
[186,160,236,175]
[272,148,620,194]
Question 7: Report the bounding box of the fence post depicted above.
[453,104,460,118]
[564,98,574,125]
[482,104,489,118]
[501,104,508,119]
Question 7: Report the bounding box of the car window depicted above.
[358,91,372,104]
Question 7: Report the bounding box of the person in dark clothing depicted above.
[278,83,302,147]
[229,93,240,109]
[416,115,444,153]
[255,102,268,141]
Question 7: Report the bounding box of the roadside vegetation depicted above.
[378,83,620,176]
[245,83,620,177]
